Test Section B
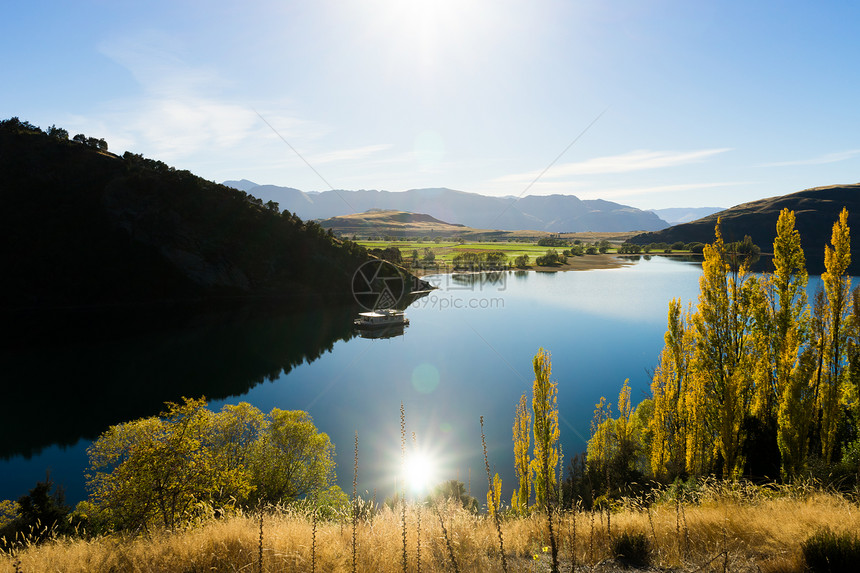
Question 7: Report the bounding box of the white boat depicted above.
[354,308,409,328]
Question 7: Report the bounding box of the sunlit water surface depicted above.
[3,257,707,504]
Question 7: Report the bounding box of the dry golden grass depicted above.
[2,485,858,572]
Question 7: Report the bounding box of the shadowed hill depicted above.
[630,184,860,273]
[0,118,372,312]
[325,208,467,228]
[320,209,471,238]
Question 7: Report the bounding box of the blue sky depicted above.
[3,0,859,209]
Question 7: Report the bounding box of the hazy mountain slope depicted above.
[222,178,261,192]
[228,183,669,232]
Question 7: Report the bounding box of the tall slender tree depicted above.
[758,209,815,479]
[530,348,560,572]
[512,393,531,512]
[691,219,756,478]
[817,207,852,462]
[649,299,694,479]
[531,348,559,507]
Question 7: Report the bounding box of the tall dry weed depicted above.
[4,480,860,572]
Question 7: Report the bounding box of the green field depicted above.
[357,239,697,270]
[357,240,570,265]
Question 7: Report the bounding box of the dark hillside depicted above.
[630,184,860,272]
[0,118,371,312]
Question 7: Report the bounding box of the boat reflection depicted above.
[357,322,407,339]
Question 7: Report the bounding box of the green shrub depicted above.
[801,528,860,573]
[536,249,566,266]
[612,531,651,568]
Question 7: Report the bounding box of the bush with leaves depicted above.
[536,249,567,266]
[428,480,479,513]
[82,399,340,532]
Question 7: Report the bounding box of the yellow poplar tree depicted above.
[586,396,612,485]
[612,379,641,482]
[691,219,756,478]
[749,211,805,412]
[616,379,633,446]
[530,348,560,508]
[487,473,502,516]
[760,209,815,478]
[649,299,695,479]
[817,207,851,462]
[512,393,531,512]
[683,367,713,475]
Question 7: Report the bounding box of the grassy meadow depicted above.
[358,240,558,267]
[3,480,857,572]
[356,239,696,274]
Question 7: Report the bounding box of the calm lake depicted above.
[2,256,708,505]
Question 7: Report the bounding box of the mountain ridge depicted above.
[630,183,860,272]
[223,182,670,233]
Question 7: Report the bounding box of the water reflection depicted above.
[448,272,509,289]
[357,323,408,339]
[2,259,707,505]
[0,305,358,460]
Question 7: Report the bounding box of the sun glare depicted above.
[404,451,437,494]
[361,0,500,80]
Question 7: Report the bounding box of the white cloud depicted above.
[493,148,733,184]
[99,31,226,98]
[761,149,860,167]
[80,29,399,183]
[309,144,394,165]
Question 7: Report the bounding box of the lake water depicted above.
[1,256,707,506]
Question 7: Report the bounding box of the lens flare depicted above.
[411,363,440,394]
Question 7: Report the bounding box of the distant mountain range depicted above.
[223,180,670,233]
[631,184,860,272]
